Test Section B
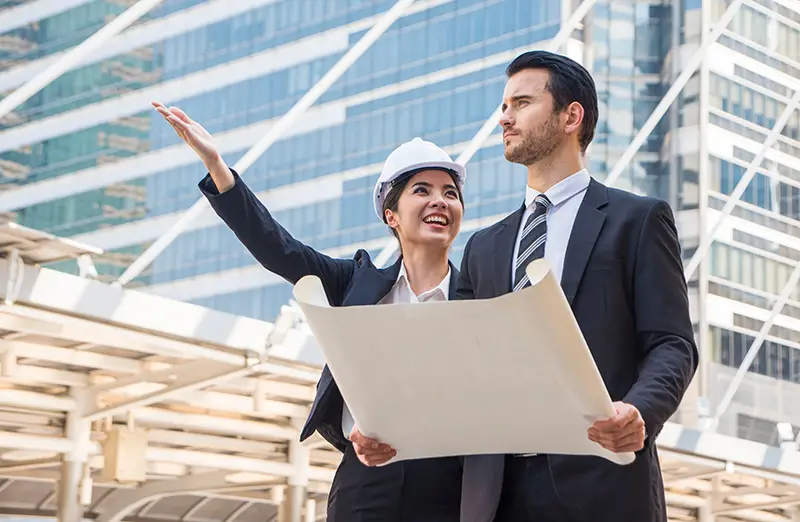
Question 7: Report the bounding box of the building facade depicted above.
[0,0,798,446]
[670,0,800,445]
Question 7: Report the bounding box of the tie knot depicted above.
[534,194,552,210]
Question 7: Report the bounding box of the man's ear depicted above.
[563,101,585,136]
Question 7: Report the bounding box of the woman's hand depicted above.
[349,427,396,467]
[153,101,234,192]
[152,101,221,166]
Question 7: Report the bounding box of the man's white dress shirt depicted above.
[341,263,451,438]
[511,169,591,287]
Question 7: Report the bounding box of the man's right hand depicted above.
[349,428,396,467]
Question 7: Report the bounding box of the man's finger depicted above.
[588,421,642,446]
[609,430,644,450]
[353,443,392,457]
[350,430,393,451]
[592,408,638,433]
[364,451,396,466]
[590,425,645,452]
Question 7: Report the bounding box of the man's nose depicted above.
[499,110,514,128]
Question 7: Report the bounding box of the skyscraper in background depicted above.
[0,0,798,447]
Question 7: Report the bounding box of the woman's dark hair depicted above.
[506,50,598,153]
[381,168,464,242]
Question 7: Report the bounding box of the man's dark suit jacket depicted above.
[198,170,460,453]
[456,177,698,522]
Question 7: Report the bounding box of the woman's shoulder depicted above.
[352,248,374,268]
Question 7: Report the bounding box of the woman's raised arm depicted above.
[154,101,355,305]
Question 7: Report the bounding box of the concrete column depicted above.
[57,460,85,522]
[698,502,715,522]
[304,499,316,522]
[279,430,310,522]
[278,485,306,522]
[58,390,91,522]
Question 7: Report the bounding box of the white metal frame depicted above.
[0,0,166,121]
[115,0,418,286]
[683,87,800,281]
[709,259,800,429]
[602,0,744,188]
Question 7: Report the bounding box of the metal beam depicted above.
[602,0,744,188]
[683,87,800,282]
[115,0,418,286]
[0,0,166,121]
[81,360,261,422]
[373,0,600,267]
[709,259,800,428]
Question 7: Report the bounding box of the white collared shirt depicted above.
[341,263,451,437]
[511,169,591,287]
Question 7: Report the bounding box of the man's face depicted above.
[499,68,564,166]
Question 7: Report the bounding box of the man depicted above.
[457,50,698,522]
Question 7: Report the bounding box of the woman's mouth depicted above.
[423,214,449,228]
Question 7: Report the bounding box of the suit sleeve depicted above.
[624,200,698,444]
[199,169,355,305]
[456,232,477,300]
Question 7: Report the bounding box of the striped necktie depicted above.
[513,194,552,291]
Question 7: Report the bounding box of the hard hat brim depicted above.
[373,160,466,222]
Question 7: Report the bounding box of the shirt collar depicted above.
[396,262,451,300]
[525,168,590,208]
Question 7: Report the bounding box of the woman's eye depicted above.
[446,190,458,198]
[414,187,428,194]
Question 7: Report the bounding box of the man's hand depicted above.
[349,428,396,467]
[588,402,646,453]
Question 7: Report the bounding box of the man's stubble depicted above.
[504,113,563,167]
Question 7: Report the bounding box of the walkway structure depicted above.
[0,222,336,522]
[0,222,800,522]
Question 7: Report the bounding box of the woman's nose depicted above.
[430,195,448,208]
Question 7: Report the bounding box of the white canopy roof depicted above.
[0,223,798,521]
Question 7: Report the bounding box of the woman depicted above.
[153,101,466,521]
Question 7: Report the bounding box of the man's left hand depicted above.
[588,402,646,453]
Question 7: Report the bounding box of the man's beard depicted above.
[504,116,562,166]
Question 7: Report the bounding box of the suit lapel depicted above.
[447,261,459,300]
[492,204,526,295]
[561,178,608,305]
[342,256,402,306]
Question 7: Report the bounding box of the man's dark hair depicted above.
[381,168,464,243]
[506,50,598,153]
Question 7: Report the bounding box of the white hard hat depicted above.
[373,137,466,222]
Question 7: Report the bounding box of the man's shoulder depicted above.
[601,182,670,219]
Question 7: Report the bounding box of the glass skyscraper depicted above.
[1,0,798,445]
